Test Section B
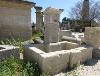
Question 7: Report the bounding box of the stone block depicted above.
[80,46,93,63]
[69,49,81,68]
[41,51,70,75]
[24,45,70,75]
[44,23,59,44]
[24,45,45,63]
[84,27,100,48]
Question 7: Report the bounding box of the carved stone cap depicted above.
[34,6,42,10]
[44,7,64,14]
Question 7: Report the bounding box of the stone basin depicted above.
[24,43,93,75]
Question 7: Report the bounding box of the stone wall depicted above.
[84,27,100,58]
[84,27,100,48]
[0,1,33,40]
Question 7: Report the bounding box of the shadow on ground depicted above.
[84,58,100,66]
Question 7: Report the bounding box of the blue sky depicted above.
[28,0,82,23]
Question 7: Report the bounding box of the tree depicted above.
[69,0,100,22]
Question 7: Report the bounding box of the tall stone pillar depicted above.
[44,7,63,44]
[35,6,43,32]
[43,7,63,52]
[82,0,91,27]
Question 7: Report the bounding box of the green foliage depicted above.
[41,73,50,76]
[32,32,44,40]
[0,56,50,76]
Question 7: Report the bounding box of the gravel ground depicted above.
[54,58,100,76]
[78,58,100,76]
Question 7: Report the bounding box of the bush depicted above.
[0,56,50,76]
[0,57,39,76]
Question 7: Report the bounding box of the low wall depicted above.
[84,27,100,48]
[24,44,93,75]
[0,45,20,61]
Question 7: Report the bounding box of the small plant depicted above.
[32,31,44,40]
[0,56,44,76]
[0,38,24,53]
[41,72,50,76]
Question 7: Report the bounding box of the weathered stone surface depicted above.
[0,45,19,61]
[24,44,92,75]
[60,30,72,39]
[35,6,43,32]
[93,48,100,58]
[0,1,33,40]
[82,0,89,20]
[24,45,70,75]
[84,27,100,48]
[69,49,81,68]
[44,7,63,44]
[69,46,93,68]
[66,41,79,50]
[34,44,45,51]
[47,42,61,52]
[62,36,82,44]
[59,41,79,50]
[24,45,45,64]
[80,46,93,63]
[59,41,68,50]
[41,51,70,75]
[44,23,60,44]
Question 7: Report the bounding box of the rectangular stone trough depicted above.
[24,44,93,75]
[0,45,20,61]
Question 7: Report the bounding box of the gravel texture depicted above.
[54,58,100,76]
